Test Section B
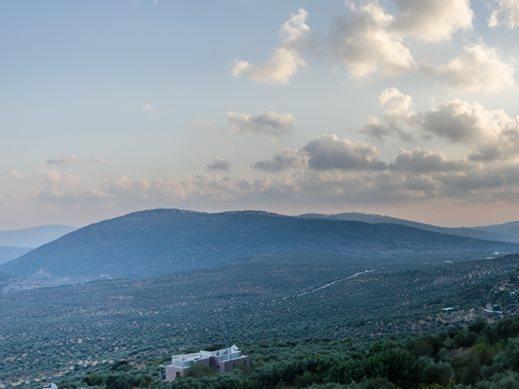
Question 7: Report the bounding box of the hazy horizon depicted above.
[3,205,519,231]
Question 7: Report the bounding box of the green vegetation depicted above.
[2,209,515,281]
[65,315,519,388]
[1,253,518,387]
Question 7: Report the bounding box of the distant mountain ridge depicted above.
[0,225,75,248]
[474,221,519,243]
[0,246,32,265]
[1,209,516,281]
[299,212,514,242]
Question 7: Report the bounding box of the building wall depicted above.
[162,357,212,381]
[213,356,251,373]
[162,365,186,381]
[162,354,251,381]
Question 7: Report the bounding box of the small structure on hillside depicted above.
[160,345,250,381]
[42,384,58,389]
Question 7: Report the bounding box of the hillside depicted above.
[2,252,519,385]
[476,221,519,243]
[301,212,512,242]
[1,209,516,280]
[0,246,31,265]
[0,224,75,248]
[74,315,519,388]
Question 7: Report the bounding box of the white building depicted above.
[160,345,251,381]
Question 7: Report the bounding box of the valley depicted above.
[1,252,518,386]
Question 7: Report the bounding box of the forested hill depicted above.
[300,212,512,242]
[1,209,517,280]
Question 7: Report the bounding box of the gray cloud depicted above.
[391,150,468,173]
[206,158,231,172]
[227,111,295,136]
[303,134,386,171]
[46,156,107,166]
[253,149,306,172]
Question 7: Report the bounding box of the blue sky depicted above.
[2,0,519,228]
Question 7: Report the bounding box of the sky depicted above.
[2,0,519,229]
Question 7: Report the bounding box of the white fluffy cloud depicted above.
[332,3,415,79]
[427,42,515,93]
[379,88,415,120]
[227,111,295,136]
[393,0,473,41]
[331,0,474,79]
[231,8,310,84]
[364,88,519,163]
[490,0,519,29]
[363,88,418,140]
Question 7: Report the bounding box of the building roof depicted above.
[171,345,244,363]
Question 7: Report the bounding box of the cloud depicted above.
[390,149,468,173]
[46,156,81,165]
[7,170,25,181]
[253,149,306,172]
[331,2,415,79]
[35,167,107,205]
[231,8,310,84]
[362,88,418,140]
[426,42,515,93]
[206,158,231,172]
[188,117,219,131]
[13,141,519,213]
[45,156,107,166]
[227,111,294,136]
[361,88,519,164]
[421,99,519,163]
[422,99,517,144]
[143,101,158,115]
[490,0,519,29]
[303,134,386,171]
[379,87,415,120]
[393,0,473,42]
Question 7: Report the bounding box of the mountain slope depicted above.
[475,221,519,243]
[300,212,510,242]
[1,209,517,279]
[0,225,75,248]
[0,246,31,265]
